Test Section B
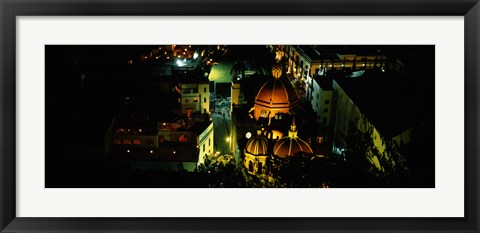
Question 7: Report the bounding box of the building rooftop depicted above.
[334,72,432,138]
[298,45,339,61]
[313,75,333,91]
[187,121,212,136]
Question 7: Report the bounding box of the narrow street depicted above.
[211,97,231,156]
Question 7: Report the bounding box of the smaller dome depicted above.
[273,137,312,158]
[245,131,268,156]
[273,116,312,158]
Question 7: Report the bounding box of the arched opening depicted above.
[248,161,254,172]
[258,162,263,174]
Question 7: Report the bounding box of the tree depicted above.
[341,108,409,187]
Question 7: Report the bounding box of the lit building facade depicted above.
[180,81,210,115]
[105,112,214,171]
[309,76,334,130]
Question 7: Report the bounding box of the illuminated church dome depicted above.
[245,130,268,156]
[253,64,300,120]
[273,118,312,158]
[244,129,269,174]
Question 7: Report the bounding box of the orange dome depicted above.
[273,117,312,158]
[273,137,312,158]
[245,132,268,156]
[253,76,300,119]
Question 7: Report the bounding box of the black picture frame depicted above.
[1,0,479,232]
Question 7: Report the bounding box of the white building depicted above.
[180,81,210,115]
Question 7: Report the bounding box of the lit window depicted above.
[122,139,131,145]
[193,98,199,103]
[116,128,125,134]
[113,139,121,145]
[316,136,324,144]
[133,139,141,145]
[179,135,188,142]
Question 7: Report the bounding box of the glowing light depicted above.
[193,53,198,59]
[246,132,252,139]
[127,150,130,153]
[176,60,185,66]
[173,151,176,154]
[226,137,230,142]
[138,129,142,133]
[150,150,154,154]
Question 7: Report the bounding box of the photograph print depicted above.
[45,45,434,188]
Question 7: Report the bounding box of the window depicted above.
[116,128,125,134]
[193,98,198,103]
[113,139,121,145]
[133,139,141,145]
[122,139,131,145]
[185,98,189,103]
[179,135,188,142]
[323,117,328,124]
[204,87,207,92]
[158,136,164,143]
[257,162,263,174]
[316,136,324,144]
[324,99,330,104]
[324,108,328,113]
[203,144,205,152]
[209,138,211,146]
[204,97,207,103]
